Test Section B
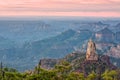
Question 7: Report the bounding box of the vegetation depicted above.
[0,61,120,80]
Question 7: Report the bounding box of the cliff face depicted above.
[105,45,120,67]
[106,45,120,59]
[95,28,115,43]
[95,27,120,43]
[116,32,120,41]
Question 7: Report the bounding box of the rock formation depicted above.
[95,27,115,42]
[38,59,60,70]
[86,39,98,60]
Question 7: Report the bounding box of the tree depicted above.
[66,72,85,80]
[102,70,118,80]
[55,60,71,74]
[87,71,97,80]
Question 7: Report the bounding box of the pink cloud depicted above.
[0,11,120,17]
[0,0,120,17]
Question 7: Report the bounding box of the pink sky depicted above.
[0,0,120,17]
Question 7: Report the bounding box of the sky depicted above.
[0,0,120,17]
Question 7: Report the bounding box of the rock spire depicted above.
[86,39,98,60]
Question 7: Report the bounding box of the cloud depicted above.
[0,0,120,17]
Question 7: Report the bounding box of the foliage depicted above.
[102,70,118,80]
[0,62,119,80]
[0,68,119,80]
[87,71,97,80]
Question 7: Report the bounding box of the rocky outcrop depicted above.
[107,45,120,67]
[86,39,98,60]
[106,45,120,58]
[39,59,60,70]
[79,55,117,76]
[35,38,119,78]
